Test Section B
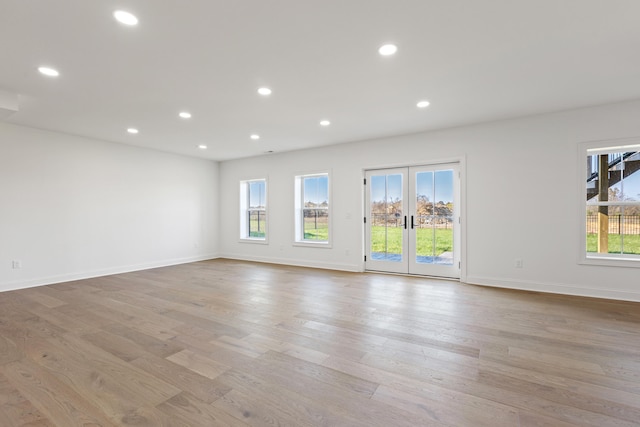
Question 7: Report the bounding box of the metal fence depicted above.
[586,215,640,234]
[370,213,453,229]
[248,210,266,236]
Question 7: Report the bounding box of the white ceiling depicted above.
[2,1,640,161]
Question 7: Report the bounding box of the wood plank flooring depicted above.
[1,258,639,426]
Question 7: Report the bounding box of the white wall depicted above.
[220,100,640,302]
[0,123,219,291]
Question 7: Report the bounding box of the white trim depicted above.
[578,139,640,267]
[239,238,269,245]
[459,155,468,283]
[362,156,465,280]
[363,156,464,172]
[239,178,268,243]
[0,254,220,293]
[586,201,640,207]
[294,170,332,246]
[292,241,332,249]
[466,275,640,303]
[581,254,640,268]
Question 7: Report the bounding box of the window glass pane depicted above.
[248,210,266,238]
[303,209,328,240]
[303,176,328,207]
[585,148,640,259]
[622,212,640,254]
[621,152,640,202]
[589,207,640,255]
[241,179,266,240]
[586,155,598,202]
[300,174,329,242]
[249,181,265,209]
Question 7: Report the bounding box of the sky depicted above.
[588,152,640,202]
[303,175,329,204]
[370,170,454,205]
[249,180,266,208]
[613,170,640,201]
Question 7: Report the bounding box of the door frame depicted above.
[361,156,467,281]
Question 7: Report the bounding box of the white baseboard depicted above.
[466,275,640,303]
[0,253,221,292]
[5,258,638,303]
[221,253,362,273]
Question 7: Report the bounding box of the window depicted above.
[581,140,640,265]
[240,179,267,242]
[295,173,330,245]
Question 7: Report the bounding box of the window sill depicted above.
[580,254,640,268]
[293,241,332,249]
[239,238,268,245]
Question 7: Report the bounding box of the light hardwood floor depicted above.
[1,259,639,426]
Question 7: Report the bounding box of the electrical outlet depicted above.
[515,258,523,268]
[345,249,350,256]
[12,260,22,269]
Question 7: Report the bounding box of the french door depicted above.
[365,163,460,278]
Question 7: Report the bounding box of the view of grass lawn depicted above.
[371,226,452,256]
[586,233,640,254]
[248,219,266,238]
[299,224,453,252]
[303,218,329,241]
[256,217,640,255]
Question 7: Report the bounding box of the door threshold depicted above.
[364,269,460,282]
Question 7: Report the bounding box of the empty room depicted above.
[1,1,640,426]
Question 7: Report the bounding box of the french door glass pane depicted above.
[415,171,433,263]
[434,170,454,264]
[415,170,454,265]
[370,174,403,261]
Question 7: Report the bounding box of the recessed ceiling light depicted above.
[257,87,272,96]
[114,10,138,26]
[250,134,260,140]
[179,112,192,119]
[417,100,431,108]
[38,66,59,77]
[320,120,331,126]
[127,128,139,134]
[378,44,398,56]
[198,144,207,150]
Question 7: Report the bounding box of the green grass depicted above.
[248,219,266,238]
[370,226,453,256]
[586,233,640,254]
[303,219,328,241]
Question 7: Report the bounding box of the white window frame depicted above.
[578,138,640,267]
[294,171,332,247]
[239,178,268,244]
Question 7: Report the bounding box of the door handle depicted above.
[411,215,414,229]
[404,216,407,229]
